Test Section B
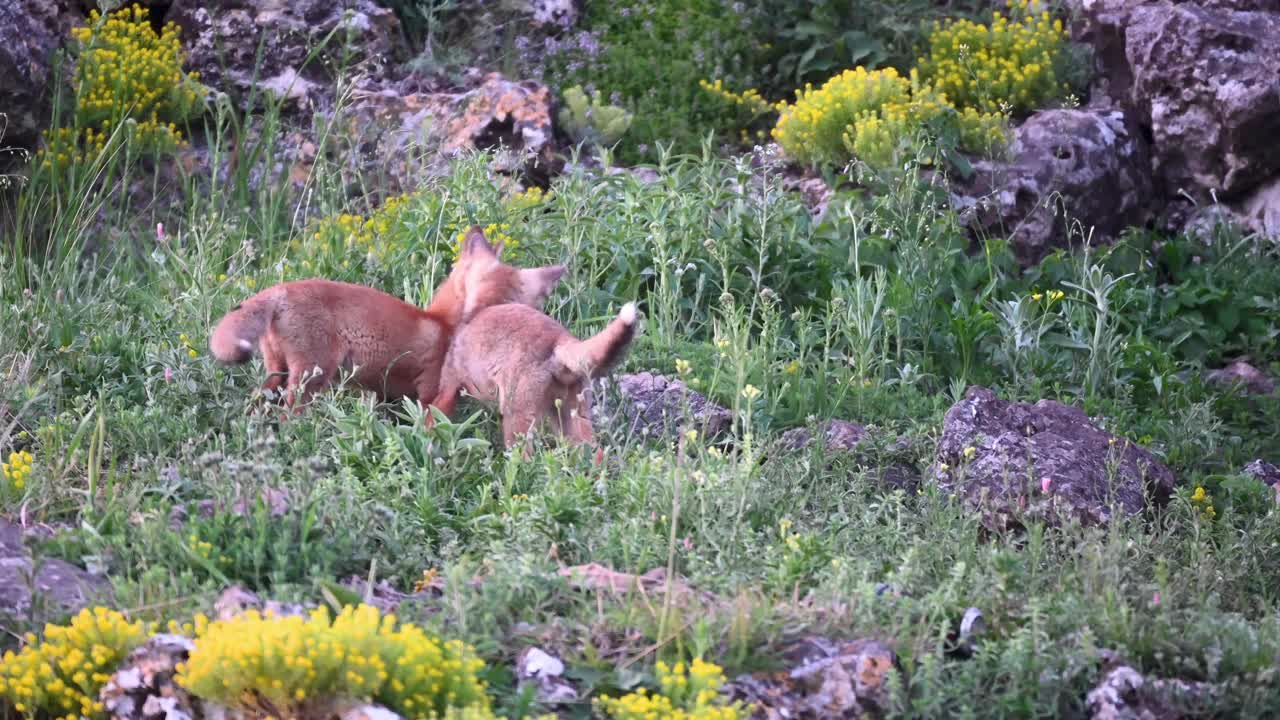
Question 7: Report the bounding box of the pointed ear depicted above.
[462,226,496,258]
[522,264,565,303]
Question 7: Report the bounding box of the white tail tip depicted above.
[237,339,253,351]
[619,302,637,324]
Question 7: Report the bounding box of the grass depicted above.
[3,40,1280,720]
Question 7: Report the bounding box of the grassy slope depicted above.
[2,111,1280,717]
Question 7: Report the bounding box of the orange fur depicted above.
[208,227,564,413]
[428,301,639,455]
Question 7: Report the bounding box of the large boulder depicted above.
[1081,0,1280,215]
[1126,2,1280,199]
[166,0,401,112]
[933,387,1176,528]
[0,0,78,148]
[951,107,1154,265]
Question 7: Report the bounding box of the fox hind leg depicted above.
[283,358,337,414]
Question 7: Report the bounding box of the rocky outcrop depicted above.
[1078,0,1280,237]
[166,0,401,112]
[0,0,77,148]
[933,387,1176,528]
[952,107,1154,265]
[1123,2,1280,200]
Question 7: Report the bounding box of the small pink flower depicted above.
[156,223,165,242]
[650,511,657,522]
[163,367,172,382]
[1151,591,1160,607]
[1041,476,1052,494]
[681,537,693,551]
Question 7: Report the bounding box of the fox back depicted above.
[432,301,638,450]
[208,226,565,410]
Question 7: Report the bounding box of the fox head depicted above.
[434,226,565,323]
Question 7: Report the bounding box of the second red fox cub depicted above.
[208,227,564,412]
[427,299,639,451]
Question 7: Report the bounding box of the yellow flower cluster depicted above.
[1030,289,1066,303]
[0,607,150,720]
[175,604,493,719]
[699,80,774,118]
[506,185,552,212]
[2,450,34,490]
[773,67,1004,169]
[597,659,745,720]
[178,332,198,359]
[39,6,206,171]
[1190,486,1217,520]
[917,0,1069,114]
[302,193,420,267]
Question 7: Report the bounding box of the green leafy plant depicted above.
[558,85,634,148]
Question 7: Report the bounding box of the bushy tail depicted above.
[209,288,281,364]
[553,303,638,384]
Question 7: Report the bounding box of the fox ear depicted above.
[462,226,496,258]
[522,264,565,304]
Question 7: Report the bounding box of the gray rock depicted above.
[0,0,77,148]
[1085,0,1280,215]
[1119,1,1280,200]
[1242,458,1280,486]
[595,372,734,443]
[212,585,306,621]
[779,420,868,453]
[1086,664,1219,719]
[100,634,199,720]
[952,107,1154,265]
[516,646,579,705]
[523,0,578,27]
[728,637,895,718]
[0,519,111,620]
[933,387,1176,528]
[1206,359,1275,395]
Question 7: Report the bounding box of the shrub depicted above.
[176,604,494,719]
[698,79,775,146]
[39,6,206,170]
[597,658,746,720]
[0,607,151,720]
[756,0,991,90]
[544,1,771,162]
[558,85,634,148]
[772,67,1005,169]
[916,0,1070,115]
[290,193,524,279]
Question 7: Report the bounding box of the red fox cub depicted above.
[209,226,565,412]
[426,301,639,453]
